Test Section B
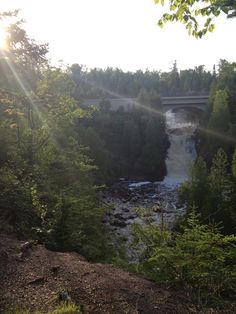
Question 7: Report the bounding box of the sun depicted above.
[0,27,7,50]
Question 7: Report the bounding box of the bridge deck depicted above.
[161,96,209,105]
[83,95,209,110]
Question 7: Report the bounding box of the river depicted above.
[103,108,199,260]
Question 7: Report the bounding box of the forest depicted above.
[70,61,213,98]
[0,11,236,313]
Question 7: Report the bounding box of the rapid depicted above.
[102,108,199,259]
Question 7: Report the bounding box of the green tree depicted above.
[137,116,167,179]
[232,149,236,177]
[0,17,109,260]
[154,0,236,38]
[196,60,236,164]
[133,211,236,307]
[180,149,236,233]
[99,98,111,112]
[205,89,230,157]
[179,157,209,211]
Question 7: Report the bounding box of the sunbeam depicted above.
[0,50,65,151]
[198,125,236,144]
[82,79,165,118]
[82,79,236,146]
[0,49,42,118]
[0,27,7,49]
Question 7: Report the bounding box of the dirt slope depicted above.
[0,235,214,313]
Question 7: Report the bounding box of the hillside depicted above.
[0,235,216,314]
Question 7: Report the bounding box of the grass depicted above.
[4,302,82,314]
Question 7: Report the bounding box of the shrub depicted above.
[132,212,236,307]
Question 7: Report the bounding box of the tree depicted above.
[232,149,236,177]
[0,15,110,260]
[179,149,236,233]
[138,116,168,179]
[154,0,236,38]
[132,211,236,308]
[99,98,111,112]
[179,157,209,211]
[206,90,230,156]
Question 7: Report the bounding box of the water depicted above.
[164,109,198,186]
[102,181,184,261]
[103,108,199,260]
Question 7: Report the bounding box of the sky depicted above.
[0,0,235,72]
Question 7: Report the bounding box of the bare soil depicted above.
[0,235,225,314]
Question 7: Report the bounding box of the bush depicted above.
[132,212,236,307]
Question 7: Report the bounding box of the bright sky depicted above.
[0,0,235,72]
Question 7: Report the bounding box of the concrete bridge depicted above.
[162,95,209,112]
[83,95,209,112]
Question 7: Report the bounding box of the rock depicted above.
[126,214,136,220]
[151,194,159,199]
[59,291,71,302]
[152,205,161,212]
[119,178,126,181]
[126,219,135,225]
[16,252,25,261]
[17,249,31,260]
[114,213,123,220]
[123,207,129,212]
[0,249,8,266]
[102,180,187,262]
[19,240,37,259]
[28,277,46,285]
[111,220,127,228]
[20,240,37,252]
[51,265,60,273]
[0,248,8,259]
[130,196,139,202]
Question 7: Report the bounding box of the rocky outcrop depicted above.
[102,181,185,260]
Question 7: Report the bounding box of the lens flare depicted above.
[0,27,7,50]
[83,79,236,145]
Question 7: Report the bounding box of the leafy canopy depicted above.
[154,0,236,38]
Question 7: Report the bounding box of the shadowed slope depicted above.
[0,235,213,314]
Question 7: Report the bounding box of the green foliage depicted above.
[132,211,236,307]
[0,166,37,235]
[137,115,168,179]
[76,96,169,181]
[0,15,109,261]
[4,310,31,314]
[50,302,82,314]
[197,60,236,161]
[232,149,236,177]
[179,149,236,234]
[70,62,213,98]
[205,90,230,155]
[209,148,229,191]
[4,302,82,314]
[179,157,209,211]
[154,0,236,38]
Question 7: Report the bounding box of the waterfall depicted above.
[164,109,198,186]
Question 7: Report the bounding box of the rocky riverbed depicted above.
[102,180,186,260]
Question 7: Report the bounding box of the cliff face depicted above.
[0,235,208,313]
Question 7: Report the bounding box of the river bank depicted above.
[102,180,185,260]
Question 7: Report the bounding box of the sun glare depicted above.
[0,27,7,50]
